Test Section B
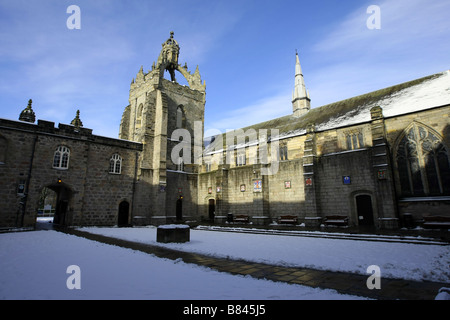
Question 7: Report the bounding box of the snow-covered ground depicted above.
[80,225,450,284]
[0,228,366,300]
[1,219,449,300]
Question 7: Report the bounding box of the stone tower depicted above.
[119,32,206,225]
[292,52,311,117]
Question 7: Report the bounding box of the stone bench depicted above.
[234,215,249,223]
[422,216,450,230]
[324,215,349,226]
[157,224,190,243]
[278,215,298,225]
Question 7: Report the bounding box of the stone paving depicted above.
[59,227,449,300]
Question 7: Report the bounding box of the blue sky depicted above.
[0,0,449,139]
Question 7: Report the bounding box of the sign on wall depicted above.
[343,176,351,185]
[253,179,262,193]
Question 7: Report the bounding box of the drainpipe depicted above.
[131,151,139,225]
[20,135,38,227]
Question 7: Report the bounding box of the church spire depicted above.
[292,52,310,117]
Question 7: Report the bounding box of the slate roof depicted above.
[205,70,450,153]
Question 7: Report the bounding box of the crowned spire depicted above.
[156,31,180,82]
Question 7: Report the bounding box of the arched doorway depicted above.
[40,183,72,226]
[36,187,57,229]
[176,198,183,221]
[118,201,130,227]
[208,199,215,221]
[356,195,374,226]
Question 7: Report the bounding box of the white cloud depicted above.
[308,0,450,108]
[314,0,450,59]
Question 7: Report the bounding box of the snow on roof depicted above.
[205,70,450,152]
[316,70,450,131]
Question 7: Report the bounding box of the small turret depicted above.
[19,99,36,123]
[70,110,83,128]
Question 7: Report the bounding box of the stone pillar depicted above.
[370,106,399,229]
[251,164,270,225]
[303,123,321,227]
[151,90,168,224]
[215,164,229,217]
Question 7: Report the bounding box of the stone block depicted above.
[157,224,190,243]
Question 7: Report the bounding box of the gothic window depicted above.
[346,132,364,150]
[279,143,288,161]
[53,146,70,169]
[109,154,122,174]
[136,104,143,126]
[176,106,186,129]
[396,123,450,197]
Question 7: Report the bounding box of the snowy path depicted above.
[80,226,450,284]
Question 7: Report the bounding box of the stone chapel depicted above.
[1,32,449,230]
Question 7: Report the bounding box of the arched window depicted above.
[345,130,364,150]
[53,146,70,169]
[110,154,122,174]
[279,143,288,161]
[176,106,186,128]
[137,104,143,120]
[396,123,450,196]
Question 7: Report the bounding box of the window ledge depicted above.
[399,196,450,202]
[52,167,69,170]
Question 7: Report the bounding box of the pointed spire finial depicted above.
[292,52,311,117]
[71,109,83,128]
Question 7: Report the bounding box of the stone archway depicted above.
[43,183,73,226]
